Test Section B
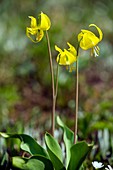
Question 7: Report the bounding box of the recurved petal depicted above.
[55,45,63,53]
[26,27,44,43]
[36,29,44,42]
[26,27,38,35]
[89,24,103,41]
[26,27,37,43]
[28,16,37,28]
[67,42,77,56]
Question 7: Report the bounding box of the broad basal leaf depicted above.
[12,156,45,170]
[0,132,48,158]
[57,116,74,167]
[45,132,66,170]
[67,141,93,170]
[12,155,54,170]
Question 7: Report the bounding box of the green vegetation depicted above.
[0,0,113,169]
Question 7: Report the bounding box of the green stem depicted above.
[46,31,55,136]
[74,58,78,144]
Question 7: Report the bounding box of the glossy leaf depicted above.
[57,116,74,167]
[45,132,66,170]
[0,132,48,158]
[31,155,54,170]
[12,156,45,170]
[67,141,93,170]
[12,155,54,170]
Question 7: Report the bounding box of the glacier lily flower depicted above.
[78,24,103,57]
[92,161,104,169]
[55,42,77,66]
[26,12,51,43]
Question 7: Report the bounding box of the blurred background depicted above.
[0,0,113,168]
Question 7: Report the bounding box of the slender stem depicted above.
[55,64,59,98]
[74,57,79,144]
[51,63,59,137]
[46,31,55,136]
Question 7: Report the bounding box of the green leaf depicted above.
[31,155,54,170]
[0,132,48,158]
[12,156,54,170]
[57,116,74,167]
[67,141,93,170]
[12,156,45,170]
[45,132,66,170]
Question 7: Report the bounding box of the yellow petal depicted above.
[56,52,67,65]
[26,27,37,43]
[64,49,77,65]
[79,31,99,50]
[26,15,45,43]
[28,16,37,28]
[38,12,51,30]
[26,27,44,43]
[78,31,84,42]
[36,29,44,42]
[89,24,103,41]
[78,30,99,50]
[67,42,77,56]
[55,45,66,64]
[26,27,38,35]
[55,45,63,53]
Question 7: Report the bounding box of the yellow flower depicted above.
[78,24,103,57]
[55,42,77,65]
[26,12,51,43]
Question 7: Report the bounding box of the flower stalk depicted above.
[74,56,79,144]
[55,63,59,100]
[74,42,79,144]
[45,31,56,136]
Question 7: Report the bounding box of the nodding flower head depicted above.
[55,42,77,66]
[78,24,103,57]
